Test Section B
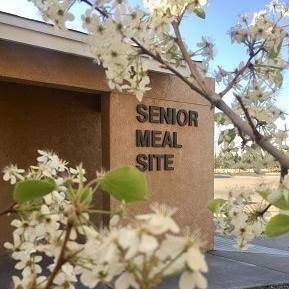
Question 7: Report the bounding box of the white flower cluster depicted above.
[231,87,286,148]
[28,0,74,29]
[82,6,151,101]
[214,189,270,250]
[31,0,213,101]
[3,150,82,185]
[144,0,208,18]
[215,1,289,133]
[230,7,289,47]
[76,204,208,289]
[3,151,208,289]
[216,82,287,167]
[196,37,214,62]
[257,175,289,206]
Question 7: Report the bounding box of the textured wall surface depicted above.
[0,81,103,250]
[0,40,214,252]
[109,78,214,250]
[0,40,108,93]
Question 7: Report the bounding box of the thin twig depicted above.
[280,166,288,183]
[43,221,73,289]
[80,0,207,98]
[0,202,17,217]
[258,204,272,217]
[171,20,211,95]
[219,47,263,98]
[80,0,289,171]
[235,95,261,140]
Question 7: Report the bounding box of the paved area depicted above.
[2,235,289,289]
[207,236,289,289]
[158,235,289,289]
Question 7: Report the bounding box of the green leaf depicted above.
[214,112,226,125]
[218,129,236,145]
[100,166,148,203]
[265,214,289,237]
[228,129,236,141]
[274,71,283,88]
[14,179,56,203]
[258,189,289,210]
[268,39,283,59]
[193,7,206,19]
[208,198,226,213]
[80,188,93,207]
[218,133,224,145]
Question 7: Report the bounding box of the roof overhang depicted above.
[0,11,190,75]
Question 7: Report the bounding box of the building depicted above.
[0,11,214,252]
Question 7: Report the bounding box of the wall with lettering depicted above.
[135,104,199,171]
[108,79,214,250]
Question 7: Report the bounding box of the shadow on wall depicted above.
[0,81,106,251]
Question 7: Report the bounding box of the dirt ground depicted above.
[214,174,280,197]
[214,174,280,212]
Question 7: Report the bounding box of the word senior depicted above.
[136,104,199,127]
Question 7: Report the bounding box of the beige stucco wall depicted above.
[0,39,108,93]
[108,79,214,250]
[0,81,104,248]
[0,39,214,251]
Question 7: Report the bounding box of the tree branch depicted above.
[143,51,289,172]
[0,202,17,217]
[219,47,263,98]
[258,203,271,217]
[280,166,288,182]
[81,0,289,171]
[171,20,213,95]
[131,38,207,98]
[43,220,73,289]
[235,95,261,140]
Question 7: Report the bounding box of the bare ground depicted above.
[214,174,280,212]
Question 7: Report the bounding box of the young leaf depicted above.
[80,188,93,207]
[218,133,224,145]
[265,214,289,237]
[226,129,236,143]
[274,71,283,88]
[208,198,226,213]
[258,189,289,210]
[268,39,283,59]
[14,179,56,203]
[214,112,226,125]
[193,7,206,19]
[100,166,148,203]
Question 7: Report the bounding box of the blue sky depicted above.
[0,0,288,112]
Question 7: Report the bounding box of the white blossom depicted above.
[136,203,180,235]
[3,164,24,184]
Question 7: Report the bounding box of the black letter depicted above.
[136,130,151,147]
[172,108,177,125]
[149,106,160,123]
[148,154,154,171]
[177,109,188,126]
[189,111,199,127]
[152,130,162,147]
[160,107,173,125]
[162,131,174,148]
[136,104,148,123]
[154,154,163,171]
[136,154,148,171]
[173,132,182,148]
[164,154,174,171]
